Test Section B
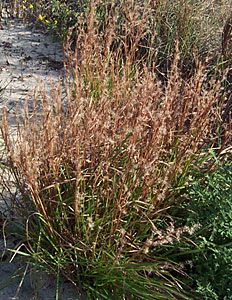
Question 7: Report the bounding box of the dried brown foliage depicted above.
[0,3,231,298]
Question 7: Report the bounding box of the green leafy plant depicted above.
[170,155,232,299]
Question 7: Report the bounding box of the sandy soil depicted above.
[0,12,64,126]
[0,12,85,300]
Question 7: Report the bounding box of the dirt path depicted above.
[0,12,84,300]
[0,12,64,125]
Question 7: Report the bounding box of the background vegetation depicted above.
[0,0,231,299]
[16,1,232,67]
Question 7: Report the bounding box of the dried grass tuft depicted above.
[0,2,231,299]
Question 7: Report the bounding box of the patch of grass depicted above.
[0,1,231,299]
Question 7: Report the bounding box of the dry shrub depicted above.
[0,3,231,299]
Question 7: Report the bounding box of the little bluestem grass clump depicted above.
[0,2,231,299]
